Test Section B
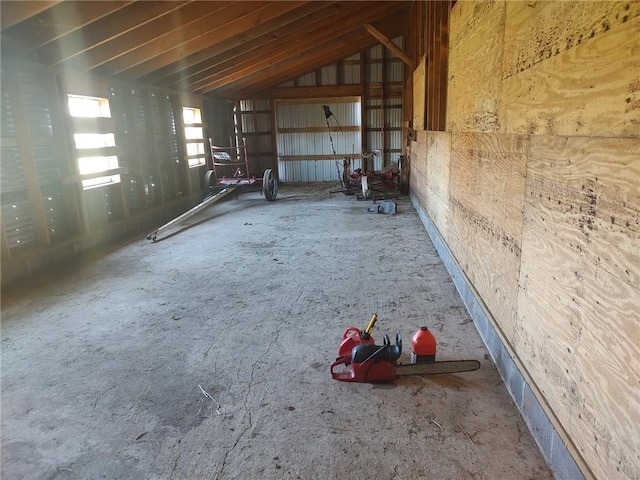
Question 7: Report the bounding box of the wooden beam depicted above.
[112,1,309,80]
[364,23,412,66]
[161,1,409,90]
[268,85,361,100]
[145,1,339,86]
[175,2,405,92]
[36,1,190,65]
[0,1,133,56]
[216,17,406,99]
[0,1,62,30]
[44,1,196,67]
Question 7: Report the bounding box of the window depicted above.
[183,107,206,168]
[68,94,111,118]
[67,95,120,189]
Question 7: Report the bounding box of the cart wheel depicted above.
[204,170,216,191]
[262,168,278,201]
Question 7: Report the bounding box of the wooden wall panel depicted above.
[501,2,640,137]
[408,130,428,200]
[447,1,505,133]
[517,135,640,480]
[410,2,639,479]
[412,55,426,131]
[447,132,528,342]
[424,131,451,236]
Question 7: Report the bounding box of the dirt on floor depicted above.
[1,184,553,480]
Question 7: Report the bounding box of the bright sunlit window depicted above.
[183,107,202,124]
[68,94,111,118]
[68,94,120,189]
[77,156,119,175]
[74,133,116,149]
[183,106,206,168]
[185,127,204,139]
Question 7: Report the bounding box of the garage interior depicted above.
[1,2,638,480]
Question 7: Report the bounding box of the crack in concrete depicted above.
[215,323,283,479]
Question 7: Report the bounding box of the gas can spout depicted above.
[363,313,378,337]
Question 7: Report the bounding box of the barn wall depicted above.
[0,59,230,287]
[409,2,639,480]
[241,38,406,182]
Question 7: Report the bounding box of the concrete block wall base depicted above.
[410,192,585,480]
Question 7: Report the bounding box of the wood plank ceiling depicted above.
[0,1,411,99]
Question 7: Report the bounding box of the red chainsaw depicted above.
[330,316,480,383]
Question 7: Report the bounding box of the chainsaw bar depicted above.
[395,359,481,377]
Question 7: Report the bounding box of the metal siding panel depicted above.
[255,99,270,110]
[367,132,383,152]
[369,44,383,60]
[367,108,382,129]
[1,146,25,192]
[256,113,270,132]
[1,68,16,137]
[241,113,255,133]
[389,131,402,155]
[258,135,271,152]
[2,192,37,250]
[386,107,402,129]
[276,101,362,182]
[368,63,382,83]
[388,60,404,83]
[343,64,360,84]
[297,72,315,86]
[320,66,337,86]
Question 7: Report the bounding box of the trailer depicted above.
[146,138,277,242]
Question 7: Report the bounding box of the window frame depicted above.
[67,94,122,189]
[182,106,206,168]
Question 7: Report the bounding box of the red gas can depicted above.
[411,327,436,364]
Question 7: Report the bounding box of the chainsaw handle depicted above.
[342,326,361,340]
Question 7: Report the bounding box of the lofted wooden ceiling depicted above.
[0,1,412,99]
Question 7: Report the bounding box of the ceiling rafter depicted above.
[216,15,407,99]
[189,2,406,94]
[36,1,194,66]
[88,1,277,76]
[55,1,214,70]
[165,1,402,91]
[113,1,309,80]
[0,1,134,56]
[142,1,340,87]
[0,1,62,30]
[0,1,412,99]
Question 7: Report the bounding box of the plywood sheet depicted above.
[502,1,640,137]
[517,135,640,480]
[409,129,428,199]
[412,55,426,131]
[446,132,528,342]
[447,0,505,133]
[425,131,451,237]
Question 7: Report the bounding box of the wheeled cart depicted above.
[146,138,277,242]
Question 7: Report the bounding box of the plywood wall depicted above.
[410,1,640,479]
[424,131,451,234]
[501,1,640,137]
[517,135,639,480]
[447,0,505,133]
[447,133,528,342]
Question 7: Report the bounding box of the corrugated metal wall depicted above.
[276,100,361,182]
[236,35,405,183]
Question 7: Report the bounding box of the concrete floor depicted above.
[1,184,553,480]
